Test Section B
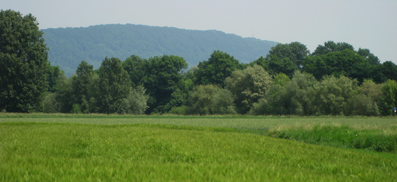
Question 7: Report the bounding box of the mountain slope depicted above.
[42,24,278,76]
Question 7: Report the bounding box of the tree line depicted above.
[1,9,397,116]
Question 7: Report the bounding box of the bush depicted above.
[186,85,236,115]
[168,106,188,115]
[117,86,149,114]
[43,93,61,113]
[71,104,82,114]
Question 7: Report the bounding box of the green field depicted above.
[1,114,396,181]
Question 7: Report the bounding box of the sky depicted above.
[2,0,397,64]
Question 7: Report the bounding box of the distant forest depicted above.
[42,24,278,76]
[1,10,397,116]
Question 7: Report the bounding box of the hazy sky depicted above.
[3,0,397,64]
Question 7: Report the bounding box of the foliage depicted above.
[359,79,383,105]
[302,49,371,82]
[282,71,318,115]
[54,76,74,113]
[43,93,61,113]
[143,55,188,114]
[186,85,219,115]
[117,86,149,115]
[357,48,380,65]
[266,56,297,78]
[97,57,131,114]
[186,85,236,115]
[168,105,189,115]
[379,80,397,115]
[381,61,397,81]
[311,41,354,56]
[256,71,318,115]
[194,50,242,87]
[267,42,310,68]
[0,10,49,112]
[225,64,272,114]
[46,62,65,93]
[314,76,359,115]
[351,93,380,116]
[71,103,82,114]
[71,61,97,113]
[123,55,146,88]
[272,73,290,86]
[211,88,237,115]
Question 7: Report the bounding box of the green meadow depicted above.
[1,114,396,181]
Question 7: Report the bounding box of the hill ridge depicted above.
[42,24,278,76]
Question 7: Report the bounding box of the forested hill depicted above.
[42,24,278,76]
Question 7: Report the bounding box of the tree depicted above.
[312,41,354,56]
[272,73,290,87]
[186,85,220,115]
[55,76,74,113]
[70,60,97,113]
[302,49,370,82]
[359,79,383,105]
[381,61,397,81]
[314,76,358,115]
[225,64,273,114]
[43,93,61,113]
[379,80,397,116]
[266,55,297,78]
[123,55,146,88]
[267,42,309,68]
[46,62,65,93]
[117,86,149,114]
[357,48,380,65]
[186,85,236,115]
[97,57,131,114]
[0,10,49,112]
[143,55,188,113]
[194,50,242,87]
[249,73,290,115]
[256,71,317,115]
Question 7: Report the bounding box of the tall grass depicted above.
[267,125,397,153]
[1,122,396,181]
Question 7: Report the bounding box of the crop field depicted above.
[1,114,396,181]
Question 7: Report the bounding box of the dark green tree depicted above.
[267,56,298,78]
[194,50,242,87]
[54,76,74,113]
[379,80,397,116]
[0,10,49,112]
[312,41,354,56]
[381,61,397,81]
[143,55,188,113]
[123,55,146,88]
[46,62,65,93]
[357,48,380,65]
[71,60,97,113]
[267,42,309,68]
[97,57,131,114]
[302,49,370,82]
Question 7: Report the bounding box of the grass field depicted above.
[1,113,396,181]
